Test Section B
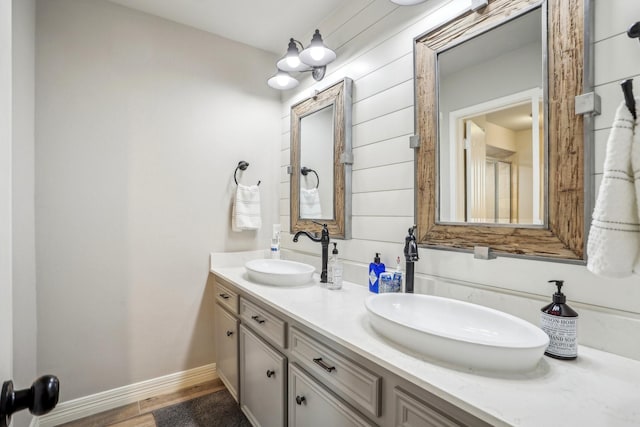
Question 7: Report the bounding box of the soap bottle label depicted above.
[328,265,342,290]
[540,313,577,358]
[270,244,280,259]
[369,269,378,293]
[379,272,394,293]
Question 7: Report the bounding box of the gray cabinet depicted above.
[211,274,491,427]
[240,324,287,427]
[290,327,381,418]
[289,363,373,427]
[214,278,240,402]
[214,305,239,401]
[393,387,465,427]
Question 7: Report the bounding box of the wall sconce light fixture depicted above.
[267,29,336,90]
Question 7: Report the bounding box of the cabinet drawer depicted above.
[290,327,381,417]
[240,298,287,349]
[215,278,238,314]
[289,363,374,427]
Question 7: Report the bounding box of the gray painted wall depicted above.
[12,0,37,425]
[35,0,281,401]
[1,0,14,397]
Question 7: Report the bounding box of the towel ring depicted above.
[621,79,636,120]
[234,161,261,186]
[628,21,640,41]
[301,166,319,189]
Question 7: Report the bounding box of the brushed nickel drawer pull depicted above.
[266,370,275,378]
[313,357,336,373]
[218,293,230,300]
[251,315,265,324]
[296,395,306,405]
[226,330,233,337]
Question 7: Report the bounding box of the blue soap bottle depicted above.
[368,253,385,293]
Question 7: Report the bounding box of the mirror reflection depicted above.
[437,7,544,225]
[299,104,335,219]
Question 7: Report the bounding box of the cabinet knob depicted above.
[266,370,275,378]
[226,330,234,337]
[218,293,230,300]
[295,395,306,405]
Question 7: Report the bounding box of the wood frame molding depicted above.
[290,78,352,239]
[415,0,586,261]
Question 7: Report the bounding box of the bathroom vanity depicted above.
[211,254,640,427]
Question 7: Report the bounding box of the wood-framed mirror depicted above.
[415,0,589,261]
[290,78,353,239]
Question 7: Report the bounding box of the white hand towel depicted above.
[633,107,640,275]
[587,101,640,277]
[232,184,262,232]
[300,187,323,219]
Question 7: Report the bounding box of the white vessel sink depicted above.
[245,259,315,286]
[365,293,549,373]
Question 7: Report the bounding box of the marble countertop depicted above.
[210,253,640,426]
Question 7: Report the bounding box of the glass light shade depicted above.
[287,55,301,68]
[299,30,336,67]
[267,70,299,90]
[276,39,312,72]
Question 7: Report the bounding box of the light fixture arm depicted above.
[311,67,326,81]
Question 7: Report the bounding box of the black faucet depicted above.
[293,223,330,283]
[404,226,419,293]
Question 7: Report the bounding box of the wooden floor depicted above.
[58,378,226,427]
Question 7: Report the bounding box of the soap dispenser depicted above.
[327,243,342,290]
[540,280,578,360]
[270,224,281,259]
[368,253,385,293]
[392,256,403,293]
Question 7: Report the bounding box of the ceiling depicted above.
[108,0,349,55]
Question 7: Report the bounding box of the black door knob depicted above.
[0,375,60,427]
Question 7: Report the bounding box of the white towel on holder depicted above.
[300,187,323,219]
[587,101,640,277]
[633,105,640,275]
[232,184,262,231]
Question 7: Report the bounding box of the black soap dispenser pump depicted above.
[540,280,578,360]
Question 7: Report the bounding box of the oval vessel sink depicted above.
[365,293,549,373]
[245,259,315,286]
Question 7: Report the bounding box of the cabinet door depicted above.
[215,305,239,401]
[289,364,374,427]
[394,388,463,427]
[240,325,287,427]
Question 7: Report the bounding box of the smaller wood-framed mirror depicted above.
[414,0,590,261]
[290,78,353,239]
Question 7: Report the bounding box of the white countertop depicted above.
[210,256,640,426]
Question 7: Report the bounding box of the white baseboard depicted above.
[31,363,217,427]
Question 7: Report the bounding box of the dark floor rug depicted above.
[152,389,251,427]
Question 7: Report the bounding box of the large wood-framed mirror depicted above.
[415,0,589,261]
[290,78,353,239]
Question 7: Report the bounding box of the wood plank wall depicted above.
[277,0,640,321]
